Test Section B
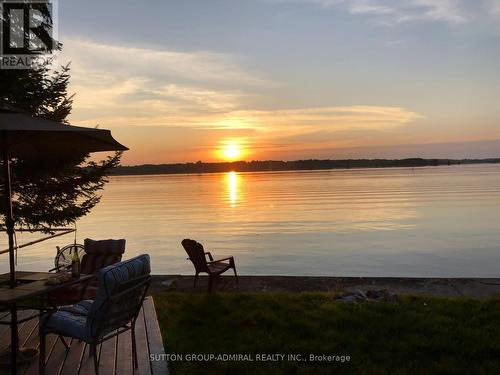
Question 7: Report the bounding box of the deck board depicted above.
[97,335,117,375]
[134,308,152,375]
[22,334,58,375]
[0,297,166,375]
[59,338,86,375]
[79,342,101,375]
[115,329,133,375]
[143,300,168,375]
[40,337,70,375]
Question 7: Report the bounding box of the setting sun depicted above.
[217,139,248,161]
[223,145,241,160]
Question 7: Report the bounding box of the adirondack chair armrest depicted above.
[207,256,235,265]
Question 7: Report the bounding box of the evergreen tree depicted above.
[0,63,122,232]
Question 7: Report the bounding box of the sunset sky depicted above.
[58,0,500,164]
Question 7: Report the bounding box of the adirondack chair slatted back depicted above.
[182,239,209,273]
[82,238,126,274]
[87,254,151,339]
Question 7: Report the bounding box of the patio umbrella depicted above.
[0,105,128,288]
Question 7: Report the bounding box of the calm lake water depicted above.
[2,164,500,277]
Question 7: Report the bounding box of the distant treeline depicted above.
[112,158,500,176]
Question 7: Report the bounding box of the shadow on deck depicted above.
[0,297,168,375]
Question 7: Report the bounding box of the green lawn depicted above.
[153,292,500,374]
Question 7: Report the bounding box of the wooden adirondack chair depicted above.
[181,239,238,292]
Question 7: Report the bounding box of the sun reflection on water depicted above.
[227,171,238,207]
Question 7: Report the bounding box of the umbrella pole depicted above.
[2,150,19,374]
[2,150,16,288]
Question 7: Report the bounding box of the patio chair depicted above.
[48,238,126,306]
[181,239,238,291]
[39,254,151,375]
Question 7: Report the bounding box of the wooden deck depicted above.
[0,297,168,375]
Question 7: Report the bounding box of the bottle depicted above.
[71,249,81,278]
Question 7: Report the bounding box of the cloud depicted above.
[60,38,420,134]
[206,106,422,131]
[60,38,270,87]
[57,38,263,126]
[65,72,244,126]
[278,0,468,25]
[489,0,500,15]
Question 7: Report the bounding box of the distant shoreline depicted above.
[112,158,500,176]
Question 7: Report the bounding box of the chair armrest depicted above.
[205,252,214,261]
[207,256,234,264]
